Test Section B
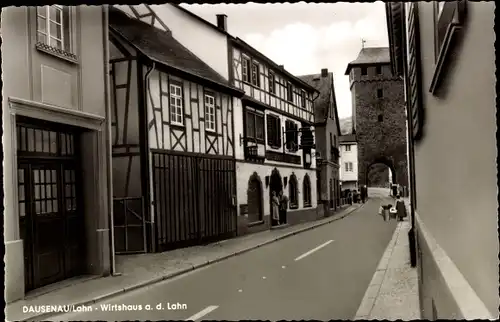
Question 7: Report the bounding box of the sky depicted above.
[181,2,389,119]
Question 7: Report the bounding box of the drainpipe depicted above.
[399,4,417,268]
[143,61,155,251]
[102,5,119,276]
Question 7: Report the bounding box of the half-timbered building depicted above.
[299,68,342,216]
[2,6,112,303]
[108,8,244,252]
[229,37,320,233]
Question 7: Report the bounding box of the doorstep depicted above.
[6,203,363,322]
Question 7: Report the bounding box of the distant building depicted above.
[344,46,408,192]
[386,1,497,319]
[298,69,342,215]
[339,133,358,191]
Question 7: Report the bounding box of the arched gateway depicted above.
[345,47,409,190]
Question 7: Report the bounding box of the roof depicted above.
[340,134,357,143]
[344,47,391,75]
[109,8,243,95]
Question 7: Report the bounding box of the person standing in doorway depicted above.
[272,191,280,226]
[279,191,288,225]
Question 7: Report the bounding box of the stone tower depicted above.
[344,47,408,189]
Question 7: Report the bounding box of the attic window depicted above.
[361,67,367,75]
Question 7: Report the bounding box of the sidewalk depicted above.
[6,203,362,322]
[354,198,421,320]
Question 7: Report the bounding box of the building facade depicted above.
[2,6,112,302]
[229,38,319,234]
[339,134,358,191]
[386,1,498,319]
[344,47,408,191]
[108,7,244,252]
[299,69,341,214]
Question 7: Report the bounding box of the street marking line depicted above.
[294,240,334,261]
[185,305,218,321]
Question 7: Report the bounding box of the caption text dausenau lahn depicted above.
[23,302,188,313]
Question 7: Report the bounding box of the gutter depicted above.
[102,4,118,276]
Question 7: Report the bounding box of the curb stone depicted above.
[17,203,364,322]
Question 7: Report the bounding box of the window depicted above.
[242,56,250,82]
[289,174,298,209]
[204,94,216,131]
[285,120,298,152]
[345,162,353,172]
[303,174,311,207]
[345,144,351,152]
[246,110,265,143]
[251,61,260,87]
[169,83,184,125]
[377,89,383,98]
[287,82,294,102]
[378,114,383,122]
[376,65,382,74]
[361,67,367,75]
[36,5,72,53]
[266,114,281,148]
[269,71,276,94]
[300,90,306,108]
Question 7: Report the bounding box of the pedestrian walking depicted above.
[395,195,407,221]
[278,191,288,225]
[271,191,280,226]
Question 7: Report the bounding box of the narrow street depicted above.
[52,192,396,321]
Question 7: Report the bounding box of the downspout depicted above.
[102,5,119,276]
[399,3,417,268]
[143,61,155,251]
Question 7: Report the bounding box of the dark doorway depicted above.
[247,173,263,223]
[17,118,85,292]
[269,168,282,227]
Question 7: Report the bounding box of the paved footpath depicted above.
[12,197,397,321]
[6,203,361,322]
[354,197,421,320]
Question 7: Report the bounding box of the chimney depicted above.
[216,14,227,32]
[278,65,284,70]
[321,68,328,77]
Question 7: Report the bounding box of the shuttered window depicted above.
[407,3,423,140]
[266,114,281,148]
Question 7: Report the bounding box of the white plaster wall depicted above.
[340,143,357,181]
[235,162,317,217]
[122,4,229,80]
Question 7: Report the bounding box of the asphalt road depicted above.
[52,192,396,321]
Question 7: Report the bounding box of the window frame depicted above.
[169,82,184,126]
[245,109,265,144]
[251,61,260,87]
[429,0,467,94]
[286,82,294,102]
[300,90,306,108]
[376,65,382,75]
[268,70,276,94]
[242,56,250,83]
[204,93,216,132]
[345,144,351,152]
[35,5,77,63]
[361,67,368,76]
[285,119,298,152]
[345,162,353,172]
[266,114,281,149]
[378,114,383,122]
[377,89,383,98]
